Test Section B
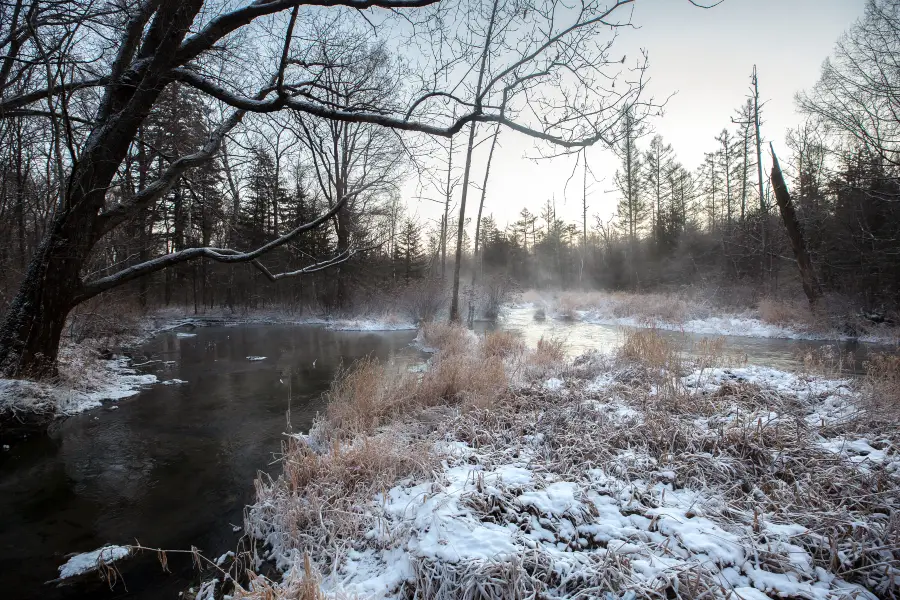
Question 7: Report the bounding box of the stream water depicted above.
[1,314,894,599]
[0,325,425,600]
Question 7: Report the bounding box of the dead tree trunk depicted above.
[770,144,822,309]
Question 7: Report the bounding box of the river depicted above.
[0,325,425,599]
[0,315,892,598]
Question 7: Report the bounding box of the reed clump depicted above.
[617,328,684,378]
[482,330,525,359]
[863,352,900,414]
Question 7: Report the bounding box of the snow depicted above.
[252,357,893,600]
[308,446,877,600]
[246,356,267,361]
[196,578,218,600]
[66,358,158,412]
[543,377,565,392]
[0,356,158,416]
[580,312,819,340]
[175,332,197,338]
[819,437,896,472]
[518,481,580,516]
[327,319,416,331]
[161,378,188,385]
[58,545,130,579]
[728,587,775,600]
[504,301,898,343]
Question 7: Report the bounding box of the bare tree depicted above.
[797,0,900,168]
[289,27,407,307]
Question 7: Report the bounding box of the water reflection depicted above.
[489,305,892,373]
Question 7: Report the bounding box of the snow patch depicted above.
[328,319,416,331]
[58,545,130,579]
[543,377,565,392]
[0,356,158,416]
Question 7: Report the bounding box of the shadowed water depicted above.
[0,325,424,599]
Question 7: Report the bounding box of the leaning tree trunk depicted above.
[0,0,203,379]
[770,145,822,309]
[0,133,156,378]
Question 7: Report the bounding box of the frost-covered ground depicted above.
[513,290,900,344]
[243,331,900,600]
[0,353,157,420]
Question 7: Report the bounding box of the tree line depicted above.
[473,1,900,319]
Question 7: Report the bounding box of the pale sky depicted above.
[406,0,865,231]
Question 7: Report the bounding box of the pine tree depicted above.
[394,217,425,284]
[643,135,675,251]
[614,109,647,244]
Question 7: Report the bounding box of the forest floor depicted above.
[225,324,900,600]
[521,289,900,344]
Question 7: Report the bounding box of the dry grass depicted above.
[321,326,511,439]
[322,357,416,436]
[437,350,900,598]
[231,554,325,600]
[526,336,566,371]
[482,331,525,359]
[758,296,816,328]
[250,434,434,564]
[618,327,678,369]
[799,344,849,378]
[247,320,900,600]
[420,321,471,354]
[863,352,900,415]
[248,324,534,588]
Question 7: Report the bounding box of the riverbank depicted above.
[0,347,157,443]
[520,289,900,344]
[237,325,900,600]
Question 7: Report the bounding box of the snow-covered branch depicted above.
[78,194,352,302]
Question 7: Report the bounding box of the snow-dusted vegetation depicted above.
[238,326,900,599]
[0,348,157,422]
[521,290,900,344]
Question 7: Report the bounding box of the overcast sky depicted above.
[406,0,865,231]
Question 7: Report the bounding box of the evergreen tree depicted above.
[614,108,647,245]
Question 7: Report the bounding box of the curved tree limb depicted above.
[172,68,620,147]
[78,192,353,302]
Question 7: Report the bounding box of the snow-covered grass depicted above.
[519,289,900,343]
[0,349,157,424]
[241,327,900,599]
